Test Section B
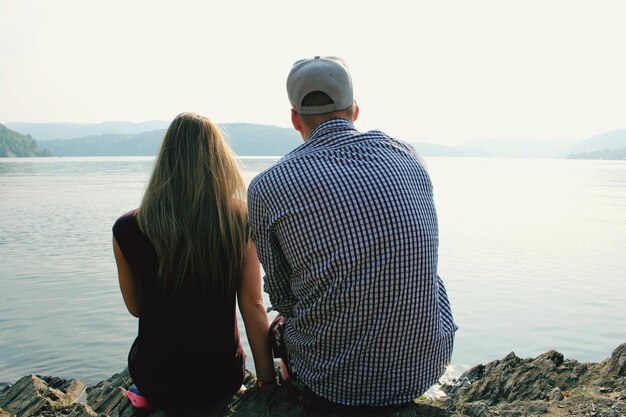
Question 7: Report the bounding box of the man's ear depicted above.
[353,101,359,122]
[291,108,303,133]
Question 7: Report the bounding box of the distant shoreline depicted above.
[4,122,626,159]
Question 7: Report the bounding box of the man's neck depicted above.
[302,116,353,141]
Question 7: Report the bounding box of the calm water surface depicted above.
[1,156,625,385]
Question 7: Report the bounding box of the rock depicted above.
[548,387,564,401]
[442,343,626,416]
[601,343,626,378]
[86,369,134,417]
[1,344,625,416]
[66,402,99,417]
[460,400,489,417]
[0,374,82,417]
[442,349,592,405]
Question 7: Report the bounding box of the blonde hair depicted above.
[137,112,247,294]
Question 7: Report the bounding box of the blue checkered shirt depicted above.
[247,119,456,406]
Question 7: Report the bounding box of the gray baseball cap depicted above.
[286,56,354,115]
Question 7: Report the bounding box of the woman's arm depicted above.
[237,241,275,384]
[113,236,141,317]
[248,186,297,316]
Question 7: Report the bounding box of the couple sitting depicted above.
[112,56,456,413]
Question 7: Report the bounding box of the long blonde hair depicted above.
[137,112,247,294]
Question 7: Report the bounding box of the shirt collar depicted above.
[307,118,357,143]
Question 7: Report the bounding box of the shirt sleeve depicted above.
[112,209,139,259]
[247,181,296,317]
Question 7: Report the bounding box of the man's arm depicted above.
[247,183,297,317]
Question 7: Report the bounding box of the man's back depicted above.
[248,119,456,406]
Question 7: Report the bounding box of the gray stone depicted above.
[2,344,626,416]
[548,387,563,401]
[66,402,99,417]
[462,401,489,417]
[601,343,626,378]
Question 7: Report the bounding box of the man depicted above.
[247,56,456,406]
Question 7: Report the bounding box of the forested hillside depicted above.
[39,123,302,156]
[5,121,170,141]
[0,124,51,157]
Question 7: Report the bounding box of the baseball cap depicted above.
[286,56,354,115]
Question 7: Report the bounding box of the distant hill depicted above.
[220,123,301,156]
[5,121,170,141]
[462,138,579,158]
[7,121,626,159]
[6,121,495,158]
[38,123,303,157]
[35,123,491,158]
[0,124,51,157]
[568,147,626,160]
[463,129,626,159]
[42,130,164,156]
[410,142,490,157]
[568,129,626,154]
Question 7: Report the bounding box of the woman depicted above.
[112,112,275,411]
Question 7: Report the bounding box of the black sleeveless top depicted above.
[113,210,245,411]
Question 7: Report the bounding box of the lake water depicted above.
[1,156,625,386]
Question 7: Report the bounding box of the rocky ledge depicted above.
[1,343,624,417]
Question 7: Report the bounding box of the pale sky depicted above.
[1,0,625,145]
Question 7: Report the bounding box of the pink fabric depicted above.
[127,390,152,409]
